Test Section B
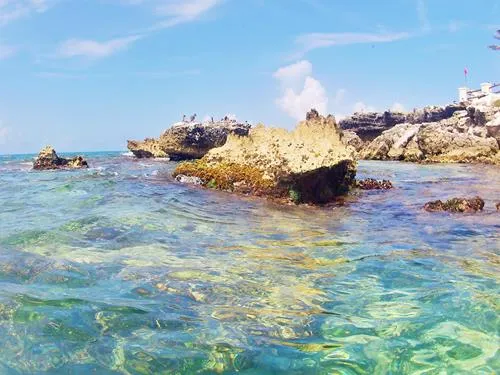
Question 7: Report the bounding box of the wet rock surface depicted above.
[174,110,356,204]
[127,119,251,160]
[356,178,393,190]
[424,196,485,213]
[33,146,88,170]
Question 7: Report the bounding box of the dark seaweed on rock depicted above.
[424,196,485,213]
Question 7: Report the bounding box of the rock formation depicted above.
[127,119,251,160]
[424,197,485,213]
[173,110,356,204]
[341,130,365,152]
[339,104,465,141]
[127,138,167,158]
[356,178,393,190]
[33,146,88,170]
[360,103,500,164]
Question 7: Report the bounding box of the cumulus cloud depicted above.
[334,88,346,105]
[353,101,376,113]
[391,102,406,112]
[57,35,141,59]
[273,60,312,85]
[274,61,328,121]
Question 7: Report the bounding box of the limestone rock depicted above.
[127,119,251,160]
[341,130,365,153]
[33,146,88,170]
[339,104,465,141]
[360,103,500,164]
[127,139,167,158]
[424,197,485,213]
[173,110,356,204]
[361,123,421,160]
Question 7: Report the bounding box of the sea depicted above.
[0,151,498,374]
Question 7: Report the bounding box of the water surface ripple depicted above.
[0,152,499,374]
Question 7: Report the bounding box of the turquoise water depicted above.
[0,152,499,374]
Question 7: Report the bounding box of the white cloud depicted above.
[0,44,16,59]
[294,31,410,57]
[57,35,141,59]
[391,102,406,112]
[274,61,328,121]
[334,88,346,105]
[273,60,312,91]
[129,0,224,30]
[0,0,52,26]
[353,102,376,113]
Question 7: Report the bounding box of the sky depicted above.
[0,0,499,153]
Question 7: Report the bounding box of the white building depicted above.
[458,82,500,106]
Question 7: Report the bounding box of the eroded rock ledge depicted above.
[127,119,251,160]
[339,105,465,141]
[33,146,88,170]
[173,110,356,205]
[352,102,500,164]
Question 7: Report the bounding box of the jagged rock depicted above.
[486,112,500,146]
[339,104,465,141]
[361,123,421,160]
[33,146,88,170]
[356,179,393,190]
[360,104,500,164]
[127,119,251,160]
[339,111,407,141]
[342,130,365,152]
[424,196,484,213]
[127,138,167,158]
[173,110,356,204]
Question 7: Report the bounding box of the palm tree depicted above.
[489,29,500,50]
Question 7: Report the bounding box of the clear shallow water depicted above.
[0,152,499,374]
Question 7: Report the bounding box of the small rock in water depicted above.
[424,196,484,213]
[33,146,88,170]
[356,178,393,190]
[175,174,203,185]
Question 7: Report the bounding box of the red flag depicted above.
[464,68,468,76]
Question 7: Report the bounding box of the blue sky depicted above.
[0,0,499,153]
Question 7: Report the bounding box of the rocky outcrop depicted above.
[356,179,393,190]
[361,105,500,164]
[127,119,251,160]
[173,110,356,204]
[341,130,365,152]
[339,104,465,141]
[33,146,88,170]
[127,138,167,158]
[424,197,485,213]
